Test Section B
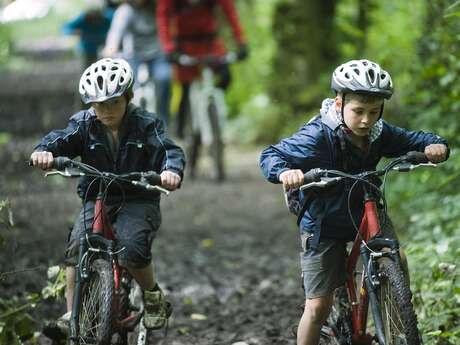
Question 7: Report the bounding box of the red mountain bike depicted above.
[298,152,435,345]
[45,157,169,345]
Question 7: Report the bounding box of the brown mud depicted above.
[1,138,303,345]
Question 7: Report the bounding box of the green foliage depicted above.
[405,230,460,344]
[0,295,40,345]
[0,25,12,66]
[0,265,65,344]
[226,0,280,142]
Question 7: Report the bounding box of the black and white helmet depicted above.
[79,58,134,104]
[331,59,393,99]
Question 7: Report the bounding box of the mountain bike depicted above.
[176,52,237,182]
[297,151,436,345]
[44,157,170,345]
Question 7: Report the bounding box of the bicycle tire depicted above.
[375,257,420,345]
[207,100,224,181]
[77,258,114,345]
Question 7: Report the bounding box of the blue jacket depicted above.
[62,9,114,55]
[260,99,448,245]
[35,104,185,202]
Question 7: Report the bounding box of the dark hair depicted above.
[338,92,384,105]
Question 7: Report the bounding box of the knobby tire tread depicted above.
[377,258,420,345]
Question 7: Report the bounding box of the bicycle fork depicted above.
[69,235,88,342]
[360,238,402,345]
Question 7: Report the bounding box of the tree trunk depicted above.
[270,0,338,116]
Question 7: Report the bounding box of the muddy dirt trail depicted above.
[1,139,304,345]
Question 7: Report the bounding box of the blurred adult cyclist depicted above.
[156,0,249,138]
[103,0,172,125]
[62,0,114,69]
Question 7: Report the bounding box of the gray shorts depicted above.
[300,214,397,299]
[65,201,161,268]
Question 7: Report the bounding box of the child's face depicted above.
[92,96,127,130]
[335,97,383,137]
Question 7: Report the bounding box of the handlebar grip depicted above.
[145,172,161,186]
[303,168,324,184]
[53,157,72,170]
[404,151,429,164]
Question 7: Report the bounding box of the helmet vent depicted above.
[353,68,360,75]
[368,69,375,82]
[97,76,104,89]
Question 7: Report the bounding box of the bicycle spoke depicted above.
[79,273,104,344]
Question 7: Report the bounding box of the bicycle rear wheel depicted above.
[77,258,114,345]
[207,100,224,181]
[375,258,420,345]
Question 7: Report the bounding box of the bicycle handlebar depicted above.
[300,151,434,191]
[38,157,167,194]
[175,52,238,66]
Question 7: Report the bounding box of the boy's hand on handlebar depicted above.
[424,144,448,163]
[160,171,181,191]
[279,169,304,191]
[30,151,54,170]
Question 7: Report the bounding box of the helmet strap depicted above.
[340,93,348,128]
[378,103,384,120]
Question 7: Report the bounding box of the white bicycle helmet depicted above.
[79,58,134,104]
[331,59,393,99]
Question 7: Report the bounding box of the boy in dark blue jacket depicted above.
[259,59,448,345]
[31,58,185,331]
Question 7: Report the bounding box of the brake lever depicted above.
[131,180,170,195]
[45,168,84,177]
[299,177,343,191]
[392,162,437,172]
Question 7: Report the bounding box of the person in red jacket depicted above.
[156,0,248,138]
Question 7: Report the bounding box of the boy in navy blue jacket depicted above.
[259,59,448,345]
[31,58,184,331]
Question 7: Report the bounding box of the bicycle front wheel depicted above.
[78,258,114,345]
[376,258,420,345]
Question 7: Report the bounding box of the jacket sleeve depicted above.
[218,0,246,44]
[380,121,449,158]
[259,122,329,184]
[34,117,84,158]
[104,5,132,53]
[149,119,186,177]
[62,14,85,35]
[156,0,176,53]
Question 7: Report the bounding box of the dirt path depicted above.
[1,140,303,345]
